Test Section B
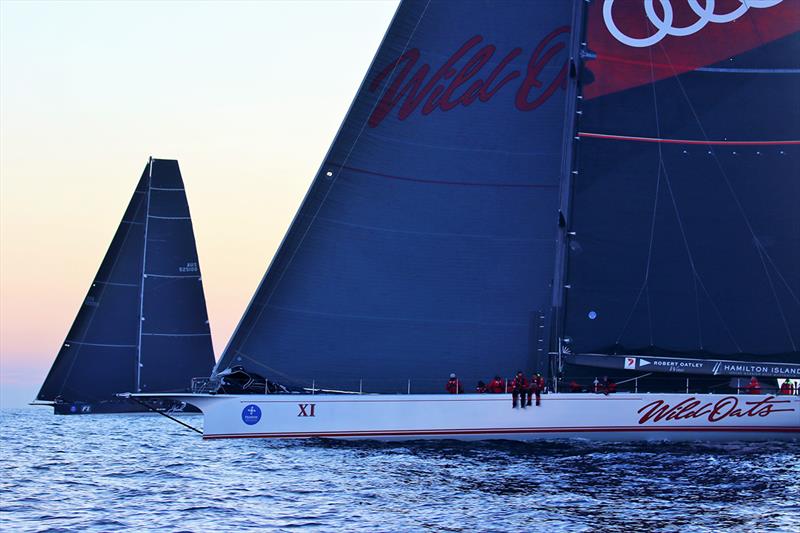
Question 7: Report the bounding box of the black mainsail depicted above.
[214,0,575,393]
[37,159,215,413]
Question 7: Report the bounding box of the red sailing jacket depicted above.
[446,379,464,394]
[512,376,529,392]
[745,379,762,395]
[487,379,505,393]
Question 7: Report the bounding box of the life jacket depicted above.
[569,381,582,393]
[512,376,529,392]
[780,382,793,395]
[530,376,545,392]
[605,380,617,394]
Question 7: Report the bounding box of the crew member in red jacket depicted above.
[446,373,464,394]
[511,371,529,409]
[487,375,505,393]
[601,376,617,395]
[779,379,794,395]
[529,373,546,406]
[744,376,762,395]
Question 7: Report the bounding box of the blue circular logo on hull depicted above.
[242,404,261,425]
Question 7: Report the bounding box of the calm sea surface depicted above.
[1,407,798,532]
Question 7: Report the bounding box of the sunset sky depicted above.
[0,0,399,407]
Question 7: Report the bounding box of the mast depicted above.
[136,156,154,392]
[549,0,588,390]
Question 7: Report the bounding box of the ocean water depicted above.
[1,408,798,532]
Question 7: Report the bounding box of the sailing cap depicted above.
[450,373,456,378]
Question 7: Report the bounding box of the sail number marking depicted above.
[298,403,316,417]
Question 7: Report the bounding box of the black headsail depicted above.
[37,159,215,407]
[556,1,799,383]
[215,0,575,393]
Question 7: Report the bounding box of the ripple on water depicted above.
[1,408,799,532]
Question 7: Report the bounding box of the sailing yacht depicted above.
[134,0,799,439]
[35,158,215,414]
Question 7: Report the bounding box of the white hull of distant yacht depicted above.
[131,392,800,441]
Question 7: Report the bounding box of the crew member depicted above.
[744,376,762,395]
[529,373,545,406]
[601,376,617,395]
[569,380,583,393]
[487,375,505,393]
[779,379,794,395]
[446,373,464,394]
[476,381,488,393]
[511,371,529,409]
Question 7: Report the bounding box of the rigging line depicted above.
[755,244,797,350]
[660,158,742,352]
[335,163,558,188]
[741,0,768,49]
[616,39,664,346]
[147,215,190,220]
[692,274,704,349]
[150,187,184,191]
[760,247,800,307]
[577,132,800,145]
[647,37,705,349]
[658,40,798,347]
[222,1,433,366]
[124,396,202,434]
[50,173,148,399]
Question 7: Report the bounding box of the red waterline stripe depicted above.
[334,164,559,189]
[204,426,800,440]
[578,132,800,146]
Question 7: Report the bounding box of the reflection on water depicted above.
[1,408,798,532]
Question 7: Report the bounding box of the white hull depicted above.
[134,392,800,442]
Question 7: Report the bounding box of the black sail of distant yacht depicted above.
[37,159,215,413]
[214,0,575,392]
[555,0,800,384]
